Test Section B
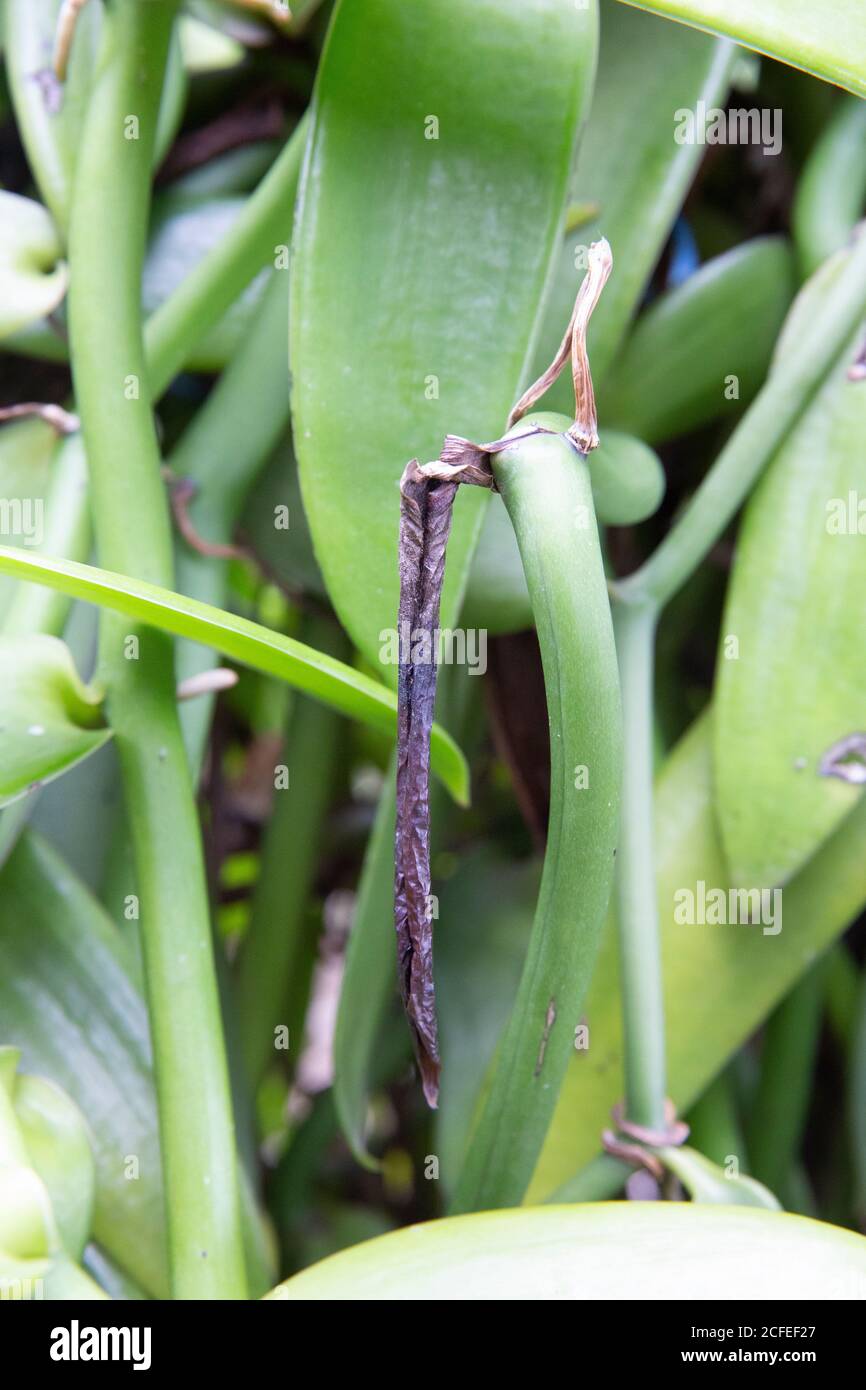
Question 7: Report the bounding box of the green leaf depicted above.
[590,429,667,525]
[793,97,866,280]
[0,546,468,804]
[0,635,111,810]
[0,1165,56,1260]
[332,769,399,1169]
[530,711,866,1200]
[599,238,796,444]
[143,195,268,371]
[0,192,68,338]
[13,1073,97,1261]
[659,1146,780,1209]
[0,1250,108,1299]
[532,0,735,411]
[714,249,866,888]
[618,0,866,98]
[0,1047,99,1291]
[0,832,170,1296]
[267,1202,866,1299]
[179,15,245,72]
[290,0,598,671]
[435,850,537,1186]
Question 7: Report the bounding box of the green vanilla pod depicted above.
[450,417,622,1209]
[395,244,622,1196]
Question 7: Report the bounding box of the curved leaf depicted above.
[532,0,735,411]
[0,192,68,338]
[435,850,537,1185]
[461,428,665,635]
[0,635,110,810]
[268,1202,866,1300]
[14,1073,97,1261]
[290,0,599,671]
[714,249,866,888]
[0,832,169,1295]
[0,546,469,804]
[793,97,866,280]
[619,0,866,98]
[143,195,268,371]
[659,1146,780,1209]
[599,237,796,444]
[530,711,866,1200]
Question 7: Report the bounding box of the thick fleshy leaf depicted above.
[599,238,796,444]
[268,1202,866,1300]
[143,195,268,370]
[529,712,866,1200]
[435,850,537,1184]
[0,1250,107,1299]
[0,546,469,804]
[793,97,866,280]
[619,0,866,98]
[0,1047,95,1262]
[0,1165,56,1260]
[531,0,734,412]
[0,635,110,810]
[290,0,598,671]
[714,249,866,888]
[179,15,245,72]
[660,1146,780,1209]
[13,1073,96,1261]
[0,192,68,338]
[0,832,169,1295]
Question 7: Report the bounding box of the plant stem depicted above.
[67,0,246,1299]
[613,227,866,612]
[171,269,291,771]
[606,230,866,1144]
[2,125,304,652]
[612,599,666,1130]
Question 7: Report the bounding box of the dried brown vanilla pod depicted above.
[394,239,613,1106]
[394,462,459,1105]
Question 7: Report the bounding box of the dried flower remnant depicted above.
[819,732,866,784]
[0,403,79,435]
[394,239,612,1106]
